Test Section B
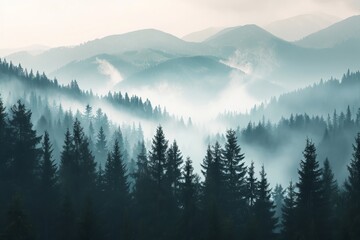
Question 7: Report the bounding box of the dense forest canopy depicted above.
[1,57,360,239]
[0,97,360,240]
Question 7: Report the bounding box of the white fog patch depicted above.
[96,58,123,95]
[221,48,279,79]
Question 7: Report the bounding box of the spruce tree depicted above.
[95,126,107,164]
[59,129,77,197]
[148,126,168,188]
[272,184,285,230]
[39,131,58,240]
[281,181,297,240]
[132,142,153,240]
[104,139,131,240]
[179,157,200,240]
[253,166,277,240]
[201,142,226,240]
[296,139,323,240]
[320,158,338,240]
[104,139,129,196]
[344,133,360,239]
[9,101,41,192]
[165,140,183,202]
[0,96,9,186]
[222,129,247,221]
[246,161,257,207]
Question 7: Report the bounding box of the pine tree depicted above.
[8,101,41,191]
[296,139,323,240]
[179,157,200,240]
[246,161,257,207]
[281,181,297,240]
[166,140,183,201]
[39,131,59,240]
[104,139,131,240]
[104,139,129,196]
[253,166,277,240]
[222,129,247,221]
[95,127,107,164]
[132,142,153,240]
[344,133,360,239]
[201,142,226,240]
[40,131,58,194]
[79,136,97,194]
[59,129,77,197]
[272,184,285,230]
[0,96,9,181]
[148,126,168,188]
[320,158,338,240]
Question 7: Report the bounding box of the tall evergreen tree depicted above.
[38,131,58,240]
[104,139,131,240]
[59,129,77,197]
[95,127,107,164]
[281,181,297,240]
[320,158,338,240]
[165,140,183,202]
[222,129,247,219]
[148,126,168,187]
[201,142,226,240]
[253,166,277,240]
[344,133,360,239]
[178,157,200,240]
[296,139,323,240]
[8,101,41,192]
[246,161,257,207]
[272,184,285,230]
[104,139,129,196]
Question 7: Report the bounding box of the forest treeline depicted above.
[0,58,170,120]
[0,97,360,240]
[220,70,360,126]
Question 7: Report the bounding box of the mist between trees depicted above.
[0,96,360,240]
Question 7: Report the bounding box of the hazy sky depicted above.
[0,0,359,49]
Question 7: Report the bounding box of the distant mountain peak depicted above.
[295,15,360,48]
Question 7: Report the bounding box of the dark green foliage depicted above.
[253,166,277,240]
[104,139,129,196]
[8,101,41,191]
[246,161,257,207]
[148,126,168,187]
[320,158,338,240]
[272,184,285,232]
[0,93,360,240]
[2,196,34,240]
[95,127,107,164]
[59,129,77,197]
[281,181,297,240]
[166,140,183,201]
[38,131,58,240]
[78,198,100,240]
[222,129,247,216]
[296,139,323,240]
[178,158,200,240]
[344,133,360,239]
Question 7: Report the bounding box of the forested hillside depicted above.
[0,97,359,240]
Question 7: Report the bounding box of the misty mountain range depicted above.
[3,14,360,107]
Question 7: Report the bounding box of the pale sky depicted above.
[0,0,359,49]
